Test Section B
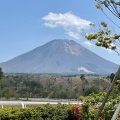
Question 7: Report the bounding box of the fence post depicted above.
[21,102,25,108]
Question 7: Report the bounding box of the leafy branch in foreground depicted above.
[85,22,120,54]
[95,0,120,19]
[95,0,120,28]
[85,14,120,120]
[85,21,120,120]
[84,1,120,120]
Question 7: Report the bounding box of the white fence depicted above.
[0,101,82,108]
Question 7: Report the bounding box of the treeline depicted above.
[0,73,114,99]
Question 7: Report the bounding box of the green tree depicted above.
[0,67,3,98]
[87,23,120,120]
[85,1,120,119]
[2,88,15,99]
[84,86,99,96]
[110,73,115,82]
[80,74,85,80]
[80,74,89,94]
[0,67,3,80]
[86,0,120,54]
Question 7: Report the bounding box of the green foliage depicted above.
[0,104,69,120]
[0,74,111,99]
[84,86,99,96]
[82,92,120,120]
[85,92,106,104]
[115,80,120,91]
[108,73,120,91]
[0,93,120,120]
[110,73,115,82]
[78,95,85,101]
[80,74,85,80]
[101,103,115,120]
[0,67,3,80]
[1,88,15,99]
[87,1,120,120]
[86,22,119,52]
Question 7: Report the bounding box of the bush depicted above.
[0,92,120,120]
[0,104,68,120]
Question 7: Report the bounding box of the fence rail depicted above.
[0,101,82,108]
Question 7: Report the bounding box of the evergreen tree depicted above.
[0,67,3,80]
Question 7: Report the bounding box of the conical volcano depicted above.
[0,39,118,74]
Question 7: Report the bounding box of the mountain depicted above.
[0,39,118,74]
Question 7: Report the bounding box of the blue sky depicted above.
[0,0,120,65]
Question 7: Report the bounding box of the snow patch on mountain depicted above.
[78,67,94,73]
[63,42,81,56]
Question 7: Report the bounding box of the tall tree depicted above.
[80,74,85,80]
[0,67,3,80]
[110,73,115,82]
[85,1,120,120]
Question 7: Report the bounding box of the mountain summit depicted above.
[0,39,118,74]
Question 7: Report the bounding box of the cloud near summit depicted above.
[42,12,92,40]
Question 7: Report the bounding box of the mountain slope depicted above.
[0,39,118,74]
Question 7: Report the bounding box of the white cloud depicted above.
[67,32,80,40]
[42,12,92,40]
[83,41,93,47]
